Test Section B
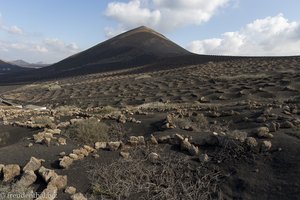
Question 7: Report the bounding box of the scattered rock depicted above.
[255,127,273,138]
[58,137,67,145]
[128,136,145,146]
[59,156,74,169]
[49,175,68,190]
[83,145,96,153]
[227,130,248,142]
[95,142,107,150]
[118,114,127,124]
[148,152,160,164]
[36,185,57,200]
[120,151,130,159]
[157,135,171,143]
[65,186,77,195]
[267,122,280,132]
[92,154,100,158]
[149,134,158,145]
[261,141,272,152]
[23,157,43,172]
[245,137,258,149]
[71,193,87,200]
[107,141,122,151]
[27,143,33,147]
[59,152,66,157]
[16,170,37,188]
[3,164,21,182]
[199,153,209,163]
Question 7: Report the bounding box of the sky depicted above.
[0,0,300,63]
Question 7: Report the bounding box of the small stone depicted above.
[3,164,21,182]
[107,141,122,151]
[71,193,87,200]
[27,143,33,147]
[255,127,273,138]
[59,156,73,169]
[23,157,43,172]
[92,154,100,158]
[148,152,160,164]
[65,186,77,195]
[150,134,158,145]
[175,133,184,141]
[120,151,130,159]
[245,137,258,149]
[157,135,171,143]
[199,154,209,163]
[95,142,107,150]
[59,152,66,157]
[58,137,67,145]
[261,141,272,152]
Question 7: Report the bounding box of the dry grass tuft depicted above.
[65,118,110,144]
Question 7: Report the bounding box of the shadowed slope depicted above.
[0,60,28,74]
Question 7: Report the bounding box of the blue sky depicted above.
[0,0,300,63]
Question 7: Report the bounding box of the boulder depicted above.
[3,164,21,182]
[23,157,43,172]
[69,153,79,160]
[16,170,37,187]
[71,193,87,200]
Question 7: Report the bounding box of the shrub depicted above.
[65,118,110,144]
[88,151,222,200]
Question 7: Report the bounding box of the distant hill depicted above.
[37,26,192,76]
[0,26,253,83]
[9,60,50,68]
[0,59,29,74]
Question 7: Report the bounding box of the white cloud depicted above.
[44,38,79,53]
[105,0,229,36]
[7,25,24,35]
[188,14,300,56]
